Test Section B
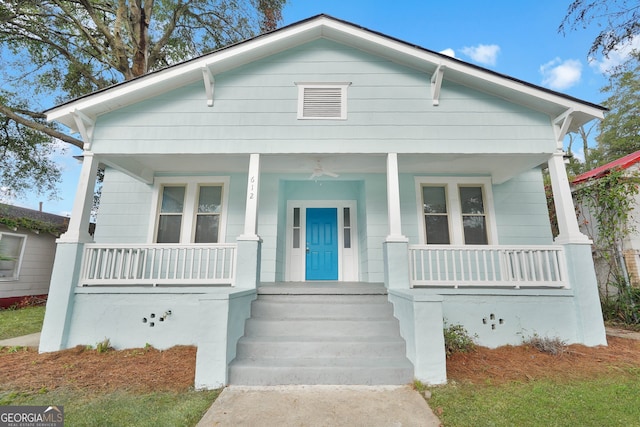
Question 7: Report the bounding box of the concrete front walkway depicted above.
[0,332,40,348]
[196,385,442,427]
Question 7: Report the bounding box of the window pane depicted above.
[157,216,182,243]
[0,234,23,279]
[463,216,488,244]
[161,186,185,213]
[423,186,447,213]
[293,208,300,227]
[425,216,450,244]
[460,187,485,214]
[343,207,351,227]
[198,186,222,213]
[344,229,351,248]
[293,229,300,248]
[195,215,219,243]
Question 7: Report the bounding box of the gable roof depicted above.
[46,14,606,134]
[572,150,640,184]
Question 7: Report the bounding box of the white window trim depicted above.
[415,176,498,245]
[295,82,351,120]
[148,176,230,244]
[0,232,27,281]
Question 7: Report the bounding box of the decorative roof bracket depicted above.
[202,67,215,107]
[431,64,445,106]
[553,108,574,149]
[71,109,95,150]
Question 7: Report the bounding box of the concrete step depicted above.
[244,318,401,337]
[228,358,414,386]
[228,289,414,386]
[251,300,393,319]
[236,335,407,359]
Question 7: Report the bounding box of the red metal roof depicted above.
[572,150,640,184]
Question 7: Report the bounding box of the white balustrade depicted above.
[409,245,568,288]
[81,244,236,286]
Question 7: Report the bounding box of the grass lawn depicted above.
[419,370,640,427]
[0,305,45,339]
[0,388,220,427]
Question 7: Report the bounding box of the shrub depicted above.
[523,334,566,355]
[443,323,476,357]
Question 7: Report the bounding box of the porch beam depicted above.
[201,67,215,107]
[386,153,407,241]
[241,153,261,239]
[430,64,445,106]
[58,152,99,243]
[547,151,590,244]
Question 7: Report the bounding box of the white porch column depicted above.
[236,153,262,289]
[59,152,99,243]
[547,151,591,244]
[384,153,410,289]
[240,153,261,239]
[386,153,407,241]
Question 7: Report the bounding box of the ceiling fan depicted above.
[309,160,339,179]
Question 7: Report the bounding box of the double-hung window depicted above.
[417,177,496,245]
[151,177,229,244]
[0,232,27,280]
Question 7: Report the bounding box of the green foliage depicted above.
[593,54,640,165]
[601,287,640,325]
[0,305,45,340]
[430,374,640,426]
[443,323,476,357]
[574,168,640,324]
[95,338,112,354]
[0,0,287,197]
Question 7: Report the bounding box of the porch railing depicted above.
[409,245,568,288]
[80,244,236,286]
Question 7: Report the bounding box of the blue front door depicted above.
[305,208,338,280]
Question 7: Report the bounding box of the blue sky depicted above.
[12,0,639,216]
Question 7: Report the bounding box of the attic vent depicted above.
[296,82,350,120]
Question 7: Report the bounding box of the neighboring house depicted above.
[40,15,607,389]
[0,204,69,307]
[572,150,640,289]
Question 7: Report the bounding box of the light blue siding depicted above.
[493,168,554,244]
[95,169,152,243]
[91,39,555,156]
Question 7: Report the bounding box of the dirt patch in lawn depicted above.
[1,336,639,393]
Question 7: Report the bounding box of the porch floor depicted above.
[257,282,387,295]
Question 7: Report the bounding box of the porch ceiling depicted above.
[100,152,550,185]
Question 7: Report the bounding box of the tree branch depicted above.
[0,104,83,149]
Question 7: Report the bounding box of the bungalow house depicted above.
[572,150,640,288]
[40,15,607,389]
[0,204,69,307]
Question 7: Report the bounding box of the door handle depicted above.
[306,246,310,253]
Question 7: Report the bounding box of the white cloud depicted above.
[439,48,456,58]
[460,44,500,66]
[590,35,640,74]
[540,58,582,90]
